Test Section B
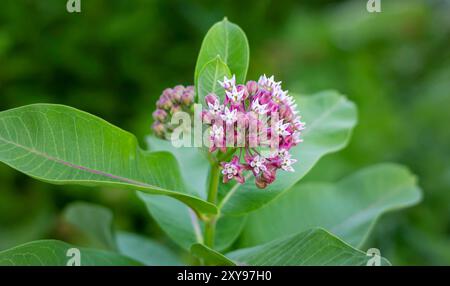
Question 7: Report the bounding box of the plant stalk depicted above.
[204,162,220,248]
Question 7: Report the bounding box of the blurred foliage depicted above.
[0,0,449,265]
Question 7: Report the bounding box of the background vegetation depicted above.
[0,0,449,265]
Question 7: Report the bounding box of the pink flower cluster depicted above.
[202,75,305,189]
[152,85,194,139]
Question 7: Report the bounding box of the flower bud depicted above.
[236,84,249,100]
[157,95,172,109]
[172,85,184,102]
[205,93,219,106]
[152,122,165,137]
[170,104,181,114]
[246,80,258,96]
[181,90,194,105]
[255,177,268,189]
[152,109,167,122]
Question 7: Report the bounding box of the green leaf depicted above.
[194,18,249,89]
[63,201,181,265]
[227,228,390,266]
[142,136,246,251]
[0,240,141,266]
[240,164,422,248]
[197,56,231,104]
[139,193,247,251]
[138,193,202,250]
[147,135,209,197]
[190,243,236,266]
[0,104,216,216]
[63,202,117,250]
[0,209,54,250]
[217,91,358,215]
[116,231,182,266]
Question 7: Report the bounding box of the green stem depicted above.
[204,162,220,248]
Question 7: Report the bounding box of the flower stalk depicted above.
[204,161,221,248]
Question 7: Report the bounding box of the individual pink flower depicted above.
[209,123,226,153]
[221,156,245,184]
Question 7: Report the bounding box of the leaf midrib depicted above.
[0,135,164,191]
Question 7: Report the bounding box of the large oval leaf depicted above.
[217,91,358,215]
[194,18,249,89]
[240,164,422,248]
[197,56,231,104]
[227,229,390,266]
[0,104,216,215]
[0,240,141,266]
[192,228,390,266]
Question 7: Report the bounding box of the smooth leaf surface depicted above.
[138,193,202,250]
[63,202,117,250]
[0,240,141,266]
[63,202,181,265]
[190,243,236,266]
[0,104,216,215]
[227,228,390,266]
[117,231,182,266]
[194,18,249,88]
[143,137,246,251]
[197,56,231,104]
[139,192,246,251]
[217,91,358,215]
[147,135,209,197]
[240,164,422,248]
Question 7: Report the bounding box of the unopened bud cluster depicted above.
[152,85,194,139]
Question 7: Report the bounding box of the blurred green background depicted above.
[0,0,449,265]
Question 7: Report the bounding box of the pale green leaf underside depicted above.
[218,91,358,215]
[63,202,182,266]
[191,243,236,266]
[146,135,210,197]
[227,228,390,266]
[240,164,422,248]
[143,136,246,251]
[194,18,249,88]
[63,202,117,250]
[198,56,231,104]
[0,240,141,266]
[117,232,182,266]
[0,104,216,215]
[138,193,202,250]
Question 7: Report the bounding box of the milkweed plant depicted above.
[0,18,422,266]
